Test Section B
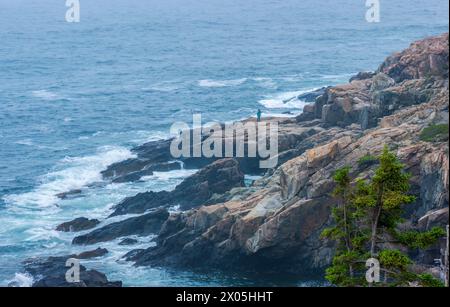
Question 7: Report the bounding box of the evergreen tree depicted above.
[322,167,367,286]
[324,146,446,287]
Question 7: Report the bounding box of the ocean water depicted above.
[0,0,448,286]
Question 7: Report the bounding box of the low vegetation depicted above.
[419,124,449,142]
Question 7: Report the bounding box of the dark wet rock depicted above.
[111,169,153,183]
[23,252,120,287]
[110,158,245,216]
[56,189,82,200]
[76,247,109,259]
[110,191,171,217]
[103,139,173,177]
[72,208,169,245]
[102,138,217,183]
[111,161,182,183]
[118,238,139,246]
[56,217,100,232]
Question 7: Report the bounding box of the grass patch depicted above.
[419,124,449,142]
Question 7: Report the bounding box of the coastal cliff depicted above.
[124,33,449,276]
[24,33,449,285]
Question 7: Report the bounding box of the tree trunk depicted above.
[342,191,354,278]
[370,204,382,257]
[370,185,384,257]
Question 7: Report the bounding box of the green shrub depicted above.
[419,124,449,142]
[417,273,445,287]
[396,227,446,249]
[379,249,411,271]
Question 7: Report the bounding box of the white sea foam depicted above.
[14,139,56,150]
[8,273,34,287]
[24,226,61,241]
[131,130,170,145]
[14,139,34,146]
[245,175,263,181]
[259,89,317,109]
[198,78,247,88]
[143,81,183,92]
[31,90,61,101]
[142,168,198,182]
[320,73,354,81]
[168,204,181,213]
[91,130,169,145]
[262,112,300,118]
[3,146,135,209]
[281,75,304,82]
[252,77,277,89]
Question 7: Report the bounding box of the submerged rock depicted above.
[118,238,139,246]
[56,189,82,200]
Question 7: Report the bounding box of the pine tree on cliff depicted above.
[321,167,368,286]
[324,146,446,287]
[355,146,415,258]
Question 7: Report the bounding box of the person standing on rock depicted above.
[257,109,262,122]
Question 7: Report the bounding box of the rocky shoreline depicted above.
[20,33,449,286]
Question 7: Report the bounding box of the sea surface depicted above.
[0,0,448,286]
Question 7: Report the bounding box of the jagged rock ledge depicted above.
[20,248,121,287]
[122,33,449,276]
